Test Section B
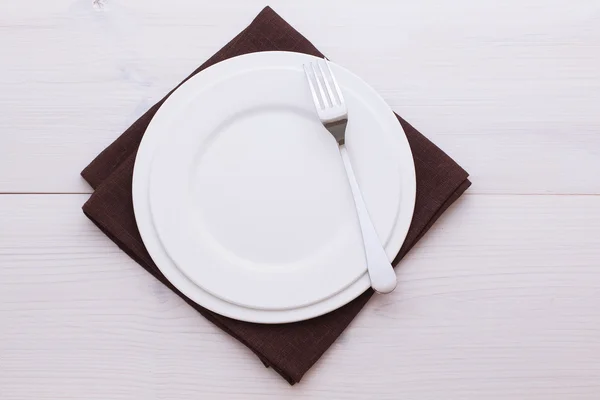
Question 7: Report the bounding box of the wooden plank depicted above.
[1,193,599,398]
[0,0,599,193]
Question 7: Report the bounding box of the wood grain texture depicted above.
[1,194,600,399]
[0,0,599,193]
[1,0,600,398]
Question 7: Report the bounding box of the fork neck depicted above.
[325,119,348,146]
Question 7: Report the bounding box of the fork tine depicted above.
[311,63,332,108]
[303,64,323,109]
[318,60,338,106]
[325,59,345,105]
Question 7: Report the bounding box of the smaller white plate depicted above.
[133,52,416,323]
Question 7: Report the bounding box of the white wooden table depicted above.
[1,1,599,398]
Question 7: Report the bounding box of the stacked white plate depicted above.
[132,51,416,323]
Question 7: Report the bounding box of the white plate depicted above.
[133,51,416,323]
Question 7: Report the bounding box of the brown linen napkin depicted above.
[81,6,471,384]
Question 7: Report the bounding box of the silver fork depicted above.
[303,59,397,294]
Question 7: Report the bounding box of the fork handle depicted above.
[339,145,397,294]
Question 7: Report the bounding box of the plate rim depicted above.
[132,51,416,323]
